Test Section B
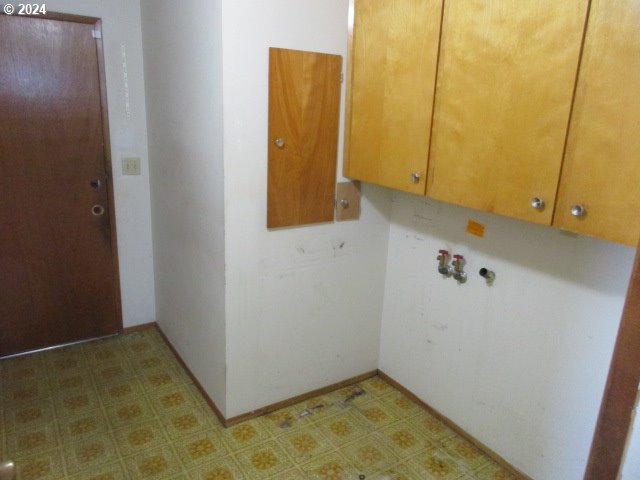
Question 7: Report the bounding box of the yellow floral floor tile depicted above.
[298,450,352,480]
[234,439,294,479]
[315,410,373,447]
[0,328,513,479]
[379,420,440,460]
[174,430,229,469]
[275,425,334,463]
[341,434,400,473]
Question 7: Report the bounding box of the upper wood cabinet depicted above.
[553,0,640,246]
[426,0,589,225]
[343,0,639,245]
[343,0,443,194]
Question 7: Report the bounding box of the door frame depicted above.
[12,11,124,338]
[586,241,640,479]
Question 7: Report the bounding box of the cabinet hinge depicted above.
[92,30,102,39]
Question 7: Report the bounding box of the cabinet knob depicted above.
[274,137,285,149]
[530,197,545,210]
[570,204,586,217]
[410,172,421,184]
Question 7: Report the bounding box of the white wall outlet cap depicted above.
[122,157,141,175]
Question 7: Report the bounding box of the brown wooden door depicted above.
[0,15,122,357]
[586,241,640,479]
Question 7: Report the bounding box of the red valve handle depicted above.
[438,250,449,255]
[453,254,464,260]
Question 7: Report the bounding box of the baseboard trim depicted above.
[152,324,227,427]
[150,322,376,427]
[377,370,532,480]
[122,322,157,334]
[129,325,528,478]
[224,370,379,427]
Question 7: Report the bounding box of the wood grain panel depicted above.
[427,0,589,224]
[554,0,640,246]
[344,0,443,194]
[267,48,341,228]
[585,243,640,479]
[0,15,122,357]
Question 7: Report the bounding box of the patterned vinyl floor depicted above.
[0,328,516,479]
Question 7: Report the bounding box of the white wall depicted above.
[44,0,156,328]
[140,0,227,410]
[622,388,640,480]
[220,0,391,418]
[136,5,635,478]
[379,193,636,480]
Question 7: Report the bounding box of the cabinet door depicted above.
[554,0,640,246]
[344,0,443,194]
[267,48,342,228]
[427,1,589,224]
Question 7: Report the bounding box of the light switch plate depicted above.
[122,157,141,175]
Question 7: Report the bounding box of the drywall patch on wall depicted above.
[379,192,635,480]
[220,0,392,418]
[44,0,156,328]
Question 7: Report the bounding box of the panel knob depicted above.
[410,172,421,184]
[570,204,586,217]
[531,197,545,209]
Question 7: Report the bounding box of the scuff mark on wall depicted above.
[263,234,356,278]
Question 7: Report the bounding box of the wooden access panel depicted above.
[427,0,589,224]
[267,48,342,228]
[554,0,640,246]
[344,0,443,194]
